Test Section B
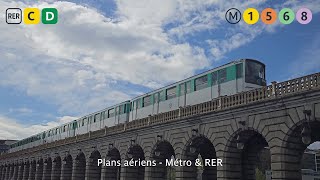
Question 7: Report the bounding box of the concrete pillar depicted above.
[27,162,36,180]
[51,158,61,180]
[35,160,43,180]
[22,162,30,180]
[17,163,24,180]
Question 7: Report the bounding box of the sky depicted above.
[0,0,320,148]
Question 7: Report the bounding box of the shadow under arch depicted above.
[35,158,44,180]
[72,152,86,180]
[88,149,102,179]
[123,144,145,180]
[43,157,52,180]
[150,140,175,179]
[104,147,121,180]
[224,129,270,180]
[180,135,217,180]
[61,154,73,180]
[280,119,320,180]
[51,155,61,180]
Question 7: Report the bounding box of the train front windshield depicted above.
[245,61,266,86]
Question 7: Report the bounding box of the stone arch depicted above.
[72,152,86,180]
[43,157,52,180]
[28,159,37,180]
[224,129,270,180]
[17,160,24,180]
[51,156,61,180]
[104,147,121,180]
[88,149,102,179]
[179,135,217,180]
[122,144,145,180]
[22,160,30,180]
[278,119,320,180]
[150,140,175,180]
[35,158,43,180]
[61,154,73,180]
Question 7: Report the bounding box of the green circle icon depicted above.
[279,8,295,24]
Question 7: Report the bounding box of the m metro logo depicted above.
[6,8,58,25]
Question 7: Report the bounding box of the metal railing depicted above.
[1,72,319,160]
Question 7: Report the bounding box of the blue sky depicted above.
[0,0,319,142]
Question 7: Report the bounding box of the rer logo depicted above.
[6,8,58,25]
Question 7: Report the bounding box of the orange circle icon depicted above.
[261,8,277,24]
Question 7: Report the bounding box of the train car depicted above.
[75,101,130,135]
[129,59,266,121]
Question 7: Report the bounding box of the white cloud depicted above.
[0,0,209,114]
[0,0,319,118]
[9,108,33,114]
[0,115,77,140]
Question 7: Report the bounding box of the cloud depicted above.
[0,115,77,140]
[0,0,209,114]
[0,0,319,118]
[9,108,33,114]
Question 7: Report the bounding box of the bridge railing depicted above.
[1,72,319,160]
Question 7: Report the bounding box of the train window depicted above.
[63,125,66,132]
[166,86,176,100]
[108,108,115,118]
[94,114,99,122]
[56,128,58,135]
[153,93,159,103]
[143,95,151,107]
[245,61,266,86]
[236,63,243,78]
[212,71,218,85]
[82,119,85,126]
[218,68,227,83]
[186,81,191,94]
[159,91,165,102]
[117,106,120,114]
[180,83,185,96]
[195,75,208,91]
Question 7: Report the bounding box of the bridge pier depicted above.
[17,163,24,180]
[43,158,52,180]
[51,156,61,180]
[35,159,43,180]
[72,152,85,180]
[27,161,36,180]
[22,162,29,180]
[61,155,72,180]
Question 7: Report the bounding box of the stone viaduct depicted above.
[0,73,320,180]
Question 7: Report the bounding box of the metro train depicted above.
[9,59,266,153]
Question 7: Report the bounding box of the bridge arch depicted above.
[177,134,217,180]
[150,140,175,179]
[51,155,61,180]
[35,158,43,180]
[104,147,121,180]
[224,129,270,180]
[279,117,320,180]
[43,157,52,180]
[72,152,86,180]
[61,154,73,180]
[123,144,145,180]
[88,149,102,179]
[28,159,37,180]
